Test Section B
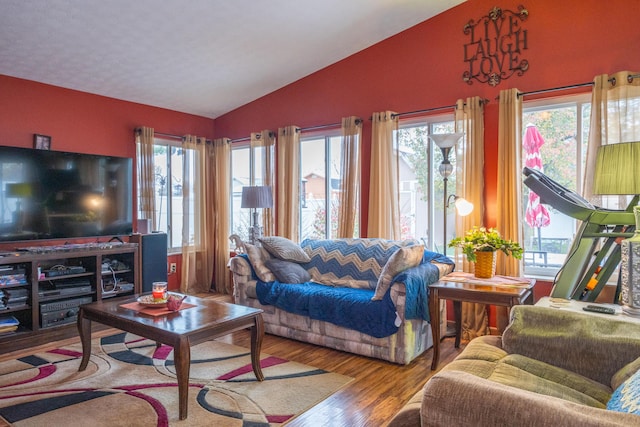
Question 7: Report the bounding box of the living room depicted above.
[1,0,640,425]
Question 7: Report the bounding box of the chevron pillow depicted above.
[300,238,420,289]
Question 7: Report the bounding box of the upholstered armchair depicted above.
[390,304,640,426]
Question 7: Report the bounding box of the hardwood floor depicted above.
[0,293,466,427]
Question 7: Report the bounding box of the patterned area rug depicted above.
[0,332,352,426]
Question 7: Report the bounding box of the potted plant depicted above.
[448,226,523,278]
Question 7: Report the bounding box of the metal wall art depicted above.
[462,5,529,87]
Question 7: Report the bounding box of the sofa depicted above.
[389,304,640,426]
[228,237,454,365]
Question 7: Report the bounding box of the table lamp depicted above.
[241,186,273,245]
[594,141,640,316]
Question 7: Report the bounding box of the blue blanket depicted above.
[252,250,454,338]
[256,281,399,338]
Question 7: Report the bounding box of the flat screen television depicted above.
[0,146,133,243]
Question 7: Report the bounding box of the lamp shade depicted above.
[241,186,273,209]
[593,142,640,195]
[454,197,474,216]
[428,133,464,149]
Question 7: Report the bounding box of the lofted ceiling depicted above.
[0,0,465,119]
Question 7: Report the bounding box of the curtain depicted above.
[584,70,640,206]
[179,136,229,294]
[455,97,490,340]
[368,111,400,239]
[135,127,156,230]
[251,130,275,237]
[210,138,232,293]
[277,126,300,241]
[337,116,362,238]
[496,88,524,278]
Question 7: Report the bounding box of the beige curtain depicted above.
[210,138,232,293]
[251,130,276,236]
[496,88,524,278]
[368,111,400,239]
[179,136,229,294]
[455,97,489,339]
[337,116,362,238]
[277,126,300,241]
[584,70,640,206]
[135,127,157,230]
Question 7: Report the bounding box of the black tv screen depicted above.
[0,146,133,243]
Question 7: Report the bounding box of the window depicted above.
[396,117,455,252]
[299,134,345,240]
[522,93,591,277]
[140,138,196,252]
[230,143,267,240]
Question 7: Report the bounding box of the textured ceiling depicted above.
[0,0,464,119]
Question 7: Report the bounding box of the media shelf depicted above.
[0,242,139,354]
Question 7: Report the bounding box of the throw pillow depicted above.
[244,243,276,282]
[265,258,311,284]
[259,236,311,263]
[607,367,640,415]
[371,245,424,301]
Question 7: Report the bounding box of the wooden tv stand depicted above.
[0,242,139,354]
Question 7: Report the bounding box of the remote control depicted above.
[582,305,616,315]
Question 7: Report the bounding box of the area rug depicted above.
[0,332,352,426]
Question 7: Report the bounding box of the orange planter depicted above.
[474,251,496,278]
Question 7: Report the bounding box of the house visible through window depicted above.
[299,134,345,240]
[522,93,591,277]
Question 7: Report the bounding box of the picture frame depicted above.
[34,134,52,150]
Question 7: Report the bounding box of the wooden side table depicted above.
[428,274,536,370]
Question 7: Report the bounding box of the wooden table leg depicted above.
[453,301,462,348]
[250,314,265,381]
[77,308,91,371]
[429,288,440,370]
[173,338,191,420]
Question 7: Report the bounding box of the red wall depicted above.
[2,0,640,296]
[214,0,640,233]
[0,76,215,290]
[0,75,214,155]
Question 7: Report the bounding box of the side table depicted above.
[428,274,536,370]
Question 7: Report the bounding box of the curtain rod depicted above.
[392,104,457,119]
[134,128,212,144]
[517,82,594,98]
[509,73,640,100]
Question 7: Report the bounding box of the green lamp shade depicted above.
[593,141,640,195]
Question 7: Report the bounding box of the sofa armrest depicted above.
[422,370,636,427]
[503,305,640,385]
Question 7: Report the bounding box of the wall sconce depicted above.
[241,186,273,245]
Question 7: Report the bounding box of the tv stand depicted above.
[0,242,139,354]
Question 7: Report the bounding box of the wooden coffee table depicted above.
[428,275,535,370]
[77,294,264,420]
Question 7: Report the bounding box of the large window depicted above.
[230,143,267,240]
[522,94,591,276]
[396,117,455,252]
[141,138,196,252]
[299,134,345,240]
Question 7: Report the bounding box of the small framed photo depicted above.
[34,134,52,150]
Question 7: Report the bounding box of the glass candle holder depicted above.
[152,281,168,301]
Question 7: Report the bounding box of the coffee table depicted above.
[77,294,264,420]
[428,276,535,370]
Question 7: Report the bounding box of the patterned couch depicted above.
[228,237,454,365]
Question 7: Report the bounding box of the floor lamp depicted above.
[241,186,273,245]
[429,133,471,254]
